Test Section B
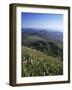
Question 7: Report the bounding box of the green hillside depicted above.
[21,46,63,77]
[22,33,63,59]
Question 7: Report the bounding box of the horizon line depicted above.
[22,28,63,32]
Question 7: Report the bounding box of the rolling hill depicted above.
[21,28,63,77]
[22,28,63,59]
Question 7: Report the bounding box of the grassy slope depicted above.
[22,46,63,77]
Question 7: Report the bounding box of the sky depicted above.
[21,12,63,32]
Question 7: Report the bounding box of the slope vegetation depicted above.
[22,46,63,77]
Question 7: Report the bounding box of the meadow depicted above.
[21,46,63,77]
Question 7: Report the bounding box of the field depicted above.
[21,46,63,77]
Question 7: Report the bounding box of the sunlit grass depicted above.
[21,46,63,77]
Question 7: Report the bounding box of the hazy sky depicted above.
[21,12,63,32]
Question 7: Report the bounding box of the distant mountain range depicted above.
[22,28,63,42]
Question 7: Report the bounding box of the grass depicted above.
[21,46,63,77]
